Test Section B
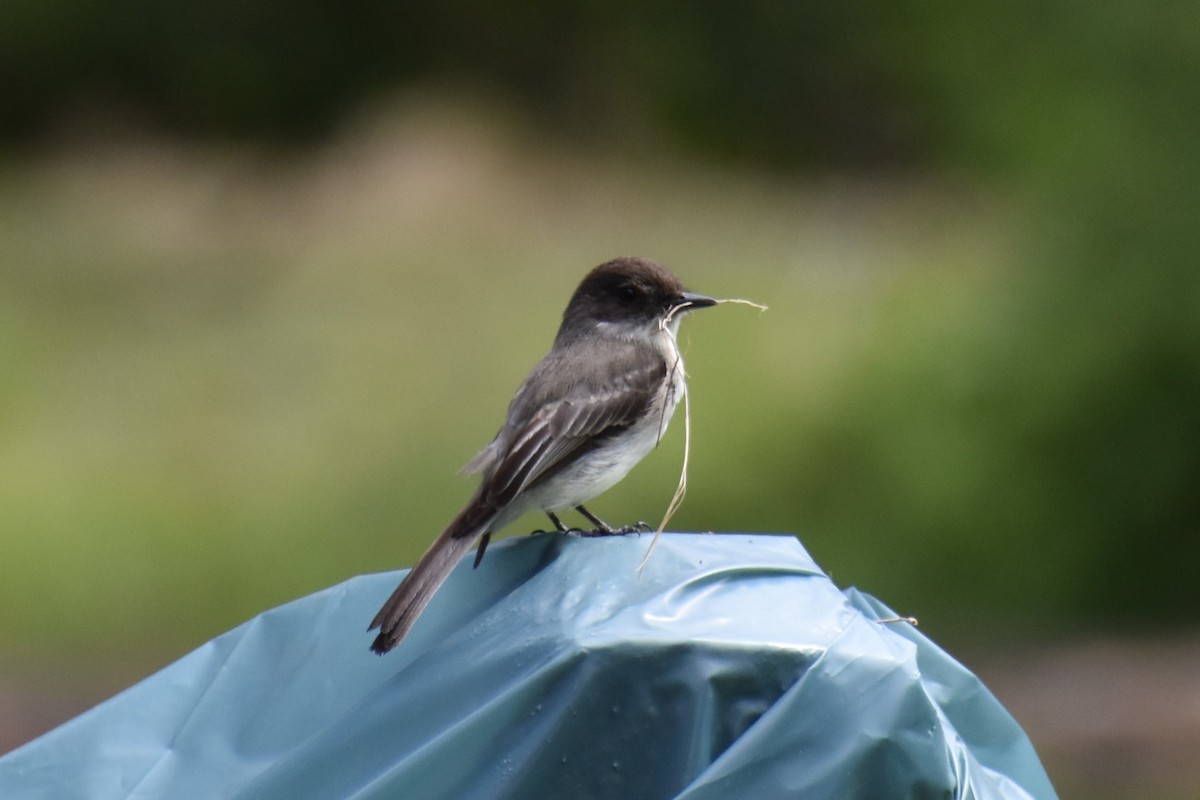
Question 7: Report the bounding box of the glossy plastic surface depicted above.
[0,533,1057,799]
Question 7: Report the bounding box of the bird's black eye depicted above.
[618,284,639,304]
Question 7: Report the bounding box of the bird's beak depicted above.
[673,291,717,312]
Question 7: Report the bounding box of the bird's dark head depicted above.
[558,257,715,343]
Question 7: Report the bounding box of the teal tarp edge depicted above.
[0,533,1058,799]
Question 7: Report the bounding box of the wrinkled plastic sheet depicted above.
[0,533,1057,799]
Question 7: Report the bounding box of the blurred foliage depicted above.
[0,0,1197,664]
[4,1,948,165]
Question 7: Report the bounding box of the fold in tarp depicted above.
[0,533,1058,799]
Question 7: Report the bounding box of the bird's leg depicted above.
[575,505,613,534]
[530,511,573,536]
[472,530,492,569]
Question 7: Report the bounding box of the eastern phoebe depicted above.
[369,256,716,654]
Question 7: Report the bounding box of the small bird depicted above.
[368,256,716,654]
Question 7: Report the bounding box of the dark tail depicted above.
[368,497,495,654]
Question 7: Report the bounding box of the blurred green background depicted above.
[2,1,1198,797]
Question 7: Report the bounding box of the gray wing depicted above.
[458,341,667,529]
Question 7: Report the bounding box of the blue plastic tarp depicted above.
[0,533,1058,799]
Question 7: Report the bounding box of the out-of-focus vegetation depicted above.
[1,3,1198,795]
[0,117,1003,654]
[1,2,929,163]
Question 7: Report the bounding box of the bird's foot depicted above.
[577,521,650,537]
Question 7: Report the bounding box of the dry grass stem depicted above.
[640,295,766,573]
